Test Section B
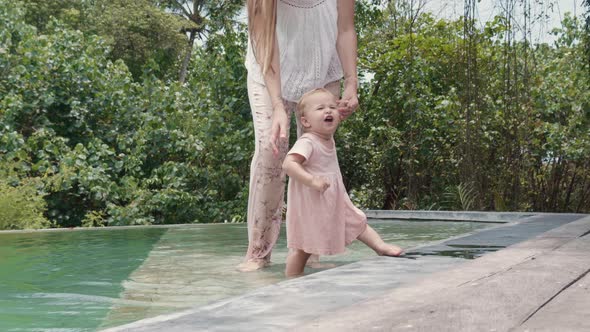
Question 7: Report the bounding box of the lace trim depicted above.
[279,0,327,9]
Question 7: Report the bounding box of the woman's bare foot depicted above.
[376,244,404,257]
[236,259,269,272]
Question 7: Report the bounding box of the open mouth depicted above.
[324,115,334,123]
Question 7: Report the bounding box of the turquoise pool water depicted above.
[0,220,492,331]
[0,227,166,332]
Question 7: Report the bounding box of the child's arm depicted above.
[283,154,330,193]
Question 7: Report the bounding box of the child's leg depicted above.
[357,225,403,256]
[285,249,312,277]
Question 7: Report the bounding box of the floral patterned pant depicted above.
[244,76,340,262]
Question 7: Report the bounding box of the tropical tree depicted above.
[154,0,245,83]
[19,0,89,32]
[1,0,253,228]
[583,0,590,75]
[89,0,188,79]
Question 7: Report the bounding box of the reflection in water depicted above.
[0,220,491,331]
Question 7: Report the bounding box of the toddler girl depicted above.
[282,88,403,277]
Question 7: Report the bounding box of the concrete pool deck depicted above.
[101,212,590,332]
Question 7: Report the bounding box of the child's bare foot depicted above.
[306,261,337,269]
[236,259,269,272]
[304,254,337,269]
[376,244,404,257]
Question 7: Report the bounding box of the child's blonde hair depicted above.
[296,88,334,118]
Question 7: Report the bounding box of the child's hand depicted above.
[338,85,359,120]
[311,176,330,193]
[338,100,359,120]
[337,100,351,120]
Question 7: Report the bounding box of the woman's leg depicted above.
[238,77,291,271]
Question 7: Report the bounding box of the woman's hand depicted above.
[270,104,289,157]
[311,176,331,193]
[338,82,359,119]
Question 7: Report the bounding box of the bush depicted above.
[0,179,50,230]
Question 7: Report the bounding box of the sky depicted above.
[423,0,585,43]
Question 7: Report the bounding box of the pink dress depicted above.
[286,133,368,255]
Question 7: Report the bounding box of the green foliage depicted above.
[20,0,88,32]
[340,7,465,209]
[340,2,590,213]
[15,0,187,81]
[0,179,50,230]
[1,0,589,231]
[0,0,251,228]
[89,0,187,79]
[442,183,478,211]
[81,210,107,227]
[582,0,590,78]
[158,0,244,34]
[0,159,50,230]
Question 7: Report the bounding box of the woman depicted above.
[238,0,359,271]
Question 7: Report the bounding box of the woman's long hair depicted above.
[247,0,277,75]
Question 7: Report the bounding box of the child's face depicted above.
[300,91,341,136]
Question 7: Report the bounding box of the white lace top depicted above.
[245,0,343,102]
